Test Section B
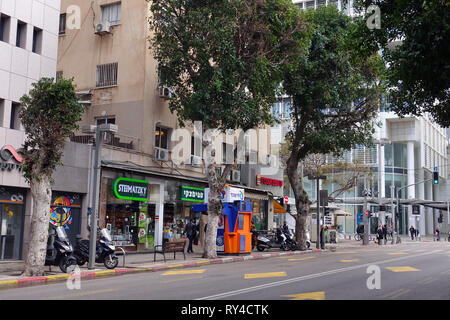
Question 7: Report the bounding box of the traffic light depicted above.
[324,207,330,216]
[438,213,443,223]
[433,171,439,184]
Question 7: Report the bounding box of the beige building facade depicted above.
[58,0,284,251]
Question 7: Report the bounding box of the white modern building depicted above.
[0,0,92,261]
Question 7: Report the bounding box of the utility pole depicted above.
[362,177,370,245]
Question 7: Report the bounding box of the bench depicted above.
[154,239,186,262]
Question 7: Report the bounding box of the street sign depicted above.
[284,196,289,204]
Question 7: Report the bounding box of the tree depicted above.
[282,5,385,250]
[352,0,450,127]
[19,77,85,276]
[149,0,307,258]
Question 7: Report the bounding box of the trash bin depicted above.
[328,230,337,244]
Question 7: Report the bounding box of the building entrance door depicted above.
[0,203,24,260]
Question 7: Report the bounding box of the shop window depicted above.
[96,116,116,126]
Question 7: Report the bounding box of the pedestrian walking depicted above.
[184,219,196,253]
[376,226,383,245]
[382,224,388,245]
[409,226,415,241]
[435,228,440,241]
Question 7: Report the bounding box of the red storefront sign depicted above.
[256,174,283,187]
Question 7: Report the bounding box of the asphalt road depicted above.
[0,241,449,301]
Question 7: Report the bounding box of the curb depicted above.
[0,249,324,290]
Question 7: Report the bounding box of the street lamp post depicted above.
[82,123,118,270]
[308,175,327,249]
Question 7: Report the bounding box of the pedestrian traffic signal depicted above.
[324,207,330,216]
[433,171,439,184]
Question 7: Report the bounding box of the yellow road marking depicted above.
[95,270,116,277]
[287,257,316,261]
[162,269,206,276]
[161,276,204,284]
[340,259,359,263]
[282,291,325,300]
[334,251,357,254]
[50,288,118,299]
[46,274,70,281]
[386,266,420,272]
[387,252,408,255]
[244,271,287,279]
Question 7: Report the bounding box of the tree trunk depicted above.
[286,154,310,251]
[202,131,232,259]
[22,175,52,276]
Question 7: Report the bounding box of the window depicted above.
[96,62,118,87]
[32,27,43,54]
[101,2,122,26]
[16,20,27,48]
[0,99,4,127]
[155,126,169,150]
[0,14,11,43]
[95,117,116,126]
[59,13,66,35]
[329,0,339,7]
[317,0,326,6]
[306,1,315,8]
[295,2,304,9]
[10,103,21,130]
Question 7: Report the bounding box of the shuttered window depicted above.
[96,62,118,87]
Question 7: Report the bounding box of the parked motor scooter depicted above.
[283,229,298,251]
[73,228,119,269]
[45,224,77,273]
[256,228,289,252]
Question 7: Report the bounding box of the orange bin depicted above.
[222,200,252,254]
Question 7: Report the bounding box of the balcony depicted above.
[69,132,137,150]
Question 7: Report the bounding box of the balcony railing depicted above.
[69,132,138,150]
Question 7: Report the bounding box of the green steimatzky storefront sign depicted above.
[180,186,204,202]
[113,177,149,202]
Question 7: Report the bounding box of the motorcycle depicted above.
[73,228,119,269]
[283,229,298,251]
[45,224,77,273]
[256,228,289,252]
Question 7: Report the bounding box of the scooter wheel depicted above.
[104,254,119,269]
[256,245,265,252]
[59,257,77,273]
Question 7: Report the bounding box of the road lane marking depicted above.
[340,259,359,263]
[385,266,420,272]
[383,288,411,300]
[381,288,406,299]
[287,257,316,261]
[418,277,436,285]
[196,249,441,300]
[281,291,325,300]
[162,269,205,276]
[244,272,287,279]
[49,288,118,299]
[161,276,204,284]
[387,252,408,255]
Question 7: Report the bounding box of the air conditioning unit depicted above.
[95,21,111,35]
[231,170,241,183]
[153,147,169,161]
[190,155,202,167]
[158,86,173,100]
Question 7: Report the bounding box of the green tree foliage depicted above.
[19,77,85,182]
[282,5,385,249]
[352,0,450,127]
[149,0,308,258]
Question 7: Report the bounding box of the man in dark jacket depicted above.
[184,219,196,253]
[382,224,388,245]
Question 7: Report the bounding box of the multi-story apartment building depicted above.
[57,0,284,252]
[0,0,91,261]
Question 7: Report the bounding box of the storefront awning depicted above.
[273,200,286,214]
[333,209,352,216]
[245,191,269,201]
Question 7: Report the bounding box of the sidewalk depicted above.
[0,243,324,290]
